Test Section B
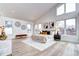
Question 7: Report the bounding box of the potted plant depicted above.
[0,26,7,40]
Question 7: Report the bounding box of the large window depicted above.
[4,21,13,35]
[66,3,76,13]
[66,19,76,35]
[57,18,76,35]
[57,4,64,15]
[35,24,42,30]
[57,3,76,15]
[57,21,65,34]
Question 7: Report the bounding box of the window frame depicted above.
[56,4,65,16]
[56,3,76,16]
[27,24,31,32]
[56,20,65,35]
[38,24,42,29]
[65,18,77,35]
[65,3,76,13]
[56,18,77,36]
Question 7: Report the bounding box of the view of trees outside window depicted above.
[57,19,76,35]
[66,19,76,35]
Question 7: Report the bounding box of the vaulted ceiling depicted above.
[0,3,57,21]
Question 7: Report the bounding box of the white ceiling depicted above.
[0,3,57,21]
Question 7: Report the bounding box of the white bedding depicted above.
[22,37,56,51]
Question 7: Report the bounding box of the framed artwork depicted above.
[49,22,54,28]
[43,23,48,29]
[15,21,21,27]
[43,22,54,29]
[21,25,26,30]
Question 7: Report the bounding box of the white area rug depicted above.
[22,38,56,51]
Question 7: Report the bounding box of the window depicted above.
[56,18,76,35]
[57,3,76,16]
[66,3,76,13]
[66,19,76,35]
[38,24,42,29]
[35,24,42,29]
[57,4,64,15]
[27,24,31,32]
[34,24,42,34]
[4,21,13,35]
[35,24,38,29]
[57,21,65,34]
[27,24,31,29]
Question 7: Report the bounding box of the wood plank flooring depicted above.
[12,39,79,56]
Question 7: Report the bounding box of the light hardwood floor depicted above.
[12,39,79,56]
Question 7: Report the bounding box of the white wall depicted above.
[0,16,33,39]
[35,3,79,43]
[34,6,56,24]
